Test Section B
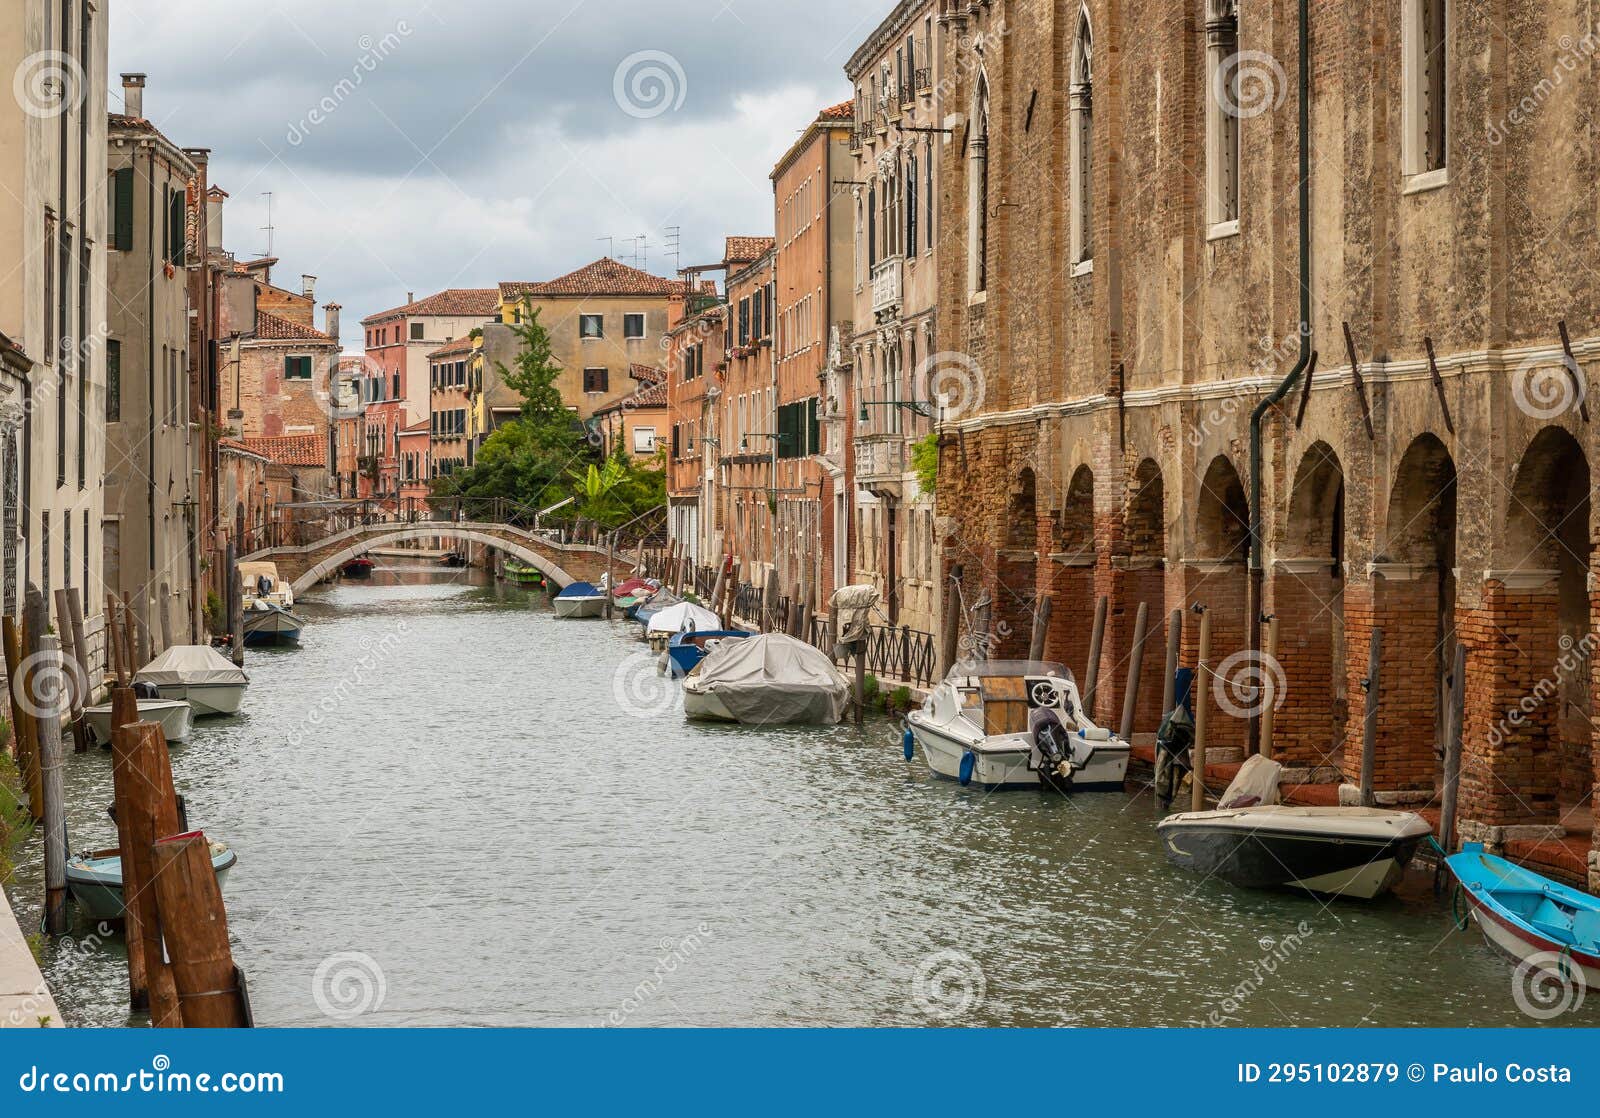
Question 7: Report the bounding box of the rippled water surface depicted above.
[5,569,1563,1026]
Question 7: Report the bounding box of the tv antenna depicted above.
[663,225,682,276]
[597,235,616,259]
[260,191,275,257]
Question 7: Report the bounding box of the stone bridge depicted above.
[241,522,632,595]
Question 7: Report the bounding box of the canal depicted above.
[5,568,1557,1026]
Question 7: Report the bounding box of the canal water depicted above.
[4,568,1568,1026]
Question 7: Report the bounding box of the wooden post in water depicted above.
[1028,593,1053,662]
[107,691,147,1009]
[854,644,867,728]
[1161,609,1183,718]
[1359,626,1382,808]
[53,589,87,751]
[230,568,245,668]
[151,833,250,1028]
[709,555,729,628]
[763,569,780,633]
[1438,642,1467,853]
[2,618,33,769]
[1191,607,1213,812]
[20,588,49,819]
[37,635,67,935]
[1083,596,1108,715]
[1259,616,1281,761]
[158,581,174,654]
[1120,601,1150,742]
[105,593,126,685]
[604,537,616,620]
[67,587,92,698]
[120,597,139,678]
[112,720,183,1027]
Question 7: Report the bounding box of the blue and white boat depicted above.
[665,629,749,678]
[1446,843,1600,992]
[66,839,237,922]
[240,561,305,646]
[553,581,607,619]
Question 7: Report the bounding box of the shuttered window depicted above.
[285,355,312,380]
[110,167,134,250]
[105,340,121,421]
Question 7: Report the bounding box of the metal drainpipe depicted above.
[1247,0,1312,739]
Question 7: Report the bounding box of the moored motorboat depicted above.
[1446,844,1600,992]
[502,558,545,586]
[242,601,306,646]
[666,629,749,678]
[553,581,608,618]
[905,660,1131,791]
[342,556,375,578]
[1156,760,1431,900]
[66,839,236,922]
[439,551,467,568]
[682,633,849,725]
[633,589,681,628]
[82,697,194,748]
[645,602,722,650]
[136,644,249,717]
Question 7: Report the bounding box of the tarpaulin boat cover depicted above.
[136,645,249,686]
[1218,754,1282,808]
[691,634,849,725]
[646,602,722,636]
[557,581,603,599]
[830,584,881,645]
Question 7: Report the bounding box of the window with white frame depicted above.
[579,314,604,339]
[1069,12,1094,268]
[1205,1,1241,230]
[1404,0,1449,181]
[632,426,657,454]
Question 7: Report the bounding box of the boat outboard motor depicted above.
[1153,668,1197,810]
[1029,706,1076,794]
[133,680,161,700]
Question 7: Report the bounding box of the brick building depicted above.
[360,288,500,427]
[663,275,722,560]
[932,0,1600,889]
[716,239,778,584]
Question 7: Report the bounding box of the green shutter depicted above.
[807,397,820,454]
[105,340,121,422]
[113,167,134,251]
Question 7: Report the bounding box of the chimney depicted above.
[406,291,414,304]
[324,303,341,341]
[302,274,317,300]
[206,186,227,253]
[121,73,146,118]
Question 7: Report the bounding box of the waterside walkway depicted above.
[0,883,59,1027]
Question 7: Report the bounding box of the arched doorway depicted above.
[1043,464,1095,677]
[1365,434,1457,794]
[1189,455,1251,755]
[1274,442,1345,775]
[1108,458,1169,732]
[1483,427,1592,833]
[993,466,1037,659]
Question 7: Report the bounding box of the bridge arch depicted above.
[282,528,582,595]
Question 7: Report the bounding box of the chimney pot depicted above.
[302,274,317,300]
[121,73,146,119]
[324,303,342,341]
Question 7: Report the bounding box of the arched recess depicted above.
[1043,464,1096,677]
[1478,427,1592,831]
[1273,442,1346,773]
[1104,458,1170,731]
[293,529,580,595]
[1187,455,1251,753]
[1363,433,1457,794]
[992,467,1038,659]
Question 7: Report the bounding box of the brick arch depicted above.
[1381,433,1456,567]
[991,466,1038,658]
[1194,454,1249,561]
[1186,454,1251,754]
[1106,456,1169,731]
[1125,457,1165,560]
[1040,464,1096,676]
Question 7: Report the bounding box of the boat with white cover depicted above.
[136,644,248,716]
[1156,757,1431,900]
[682,633,850,725]
[83,697,194,748]
[904,660,1130,791]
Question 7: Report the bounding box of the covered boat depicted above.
[1446,844,1600,993]
[553,580,607,618]
[644,601,723,650]
[1156,757,1431,900]
[136,644,249,716]
[66,838,236,922]
[904,659,1130,791]
[240,560,305,645]
[83,697,194,748]
[633,589,682,627]
[682,633,849,725]
[666,629,749,678]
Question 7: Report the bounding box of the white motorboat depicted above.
[904,660,1131,791]
[682,633,849,725]
[553,581,608,619]
[240,560,295,609]
[645,601,723,650]
[136,644,249,716]
[82,697,194,748]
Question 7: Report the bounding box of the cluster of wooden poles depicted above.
[0,581,249,1028]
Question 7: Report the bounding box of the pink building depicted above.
[398,421,431,506]
[360,289,500,426]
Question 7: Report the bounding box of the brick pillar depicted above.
[1269,561,1345,777]
[1458,577,1562,829]
[1177,560,1250,757]
[1342,571,1444,796]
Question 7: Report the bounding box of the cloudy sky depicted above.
[109,0,868,349]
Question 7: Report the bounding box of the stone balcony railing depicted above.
[871,256,903,316]
[853,430,909,485]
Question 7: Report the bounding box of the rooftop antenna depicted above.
[260,191,275,258]
[637,234,649,270]
[597,235,616,259]
[663,225,682,276]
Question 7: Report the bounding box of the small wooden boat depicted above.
[439,551,467,568]
[342,556,376,578]
[83,697,193,748]
[666,629,749,678]
[66,839,236,922]
[553,581,607,618]
[502,559,545,586]
[1446,843,1600,991]
[242,601,305,646]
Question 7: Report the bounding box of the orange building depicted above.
[593,364,667,462]
[663,279,722,563]
[716,238,777,584]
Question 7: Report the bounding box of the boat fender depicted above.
[902,727,915,761]
[958,751,976,786]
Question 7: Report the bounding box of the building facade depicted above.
[360,288,499,429]
[933,0,1600,889]
[428,335,474,484]
[663,275,723,564]
[715,240,777,584]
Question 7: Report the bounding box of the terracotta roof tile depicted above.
[725,236,775,264]
[429,336,477,359]
[362,288,500,325]
[239,434,325,467]
[629,363,666,384]
[505,258,682,299]
[820,100,855,120]
[254,310,337,344]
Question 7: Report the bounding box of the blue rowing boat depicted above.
[1446,843,1600,993]
[665,629,749,678]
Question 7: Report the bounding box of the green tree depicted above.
[572,445,667,530]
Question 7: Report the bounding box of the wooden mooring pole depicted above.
[108,688,146,1008]
[940,568,962,675]
[158,581,174,654]
[105,593,127,685]
[1360,626,1382,808]
[112,719,183,1026]
[1259,616,1280,761]
[20,588,48,819]
[151,833,250,1028]
[37,635,68,934]
[53,588,87,752]
[119,597,138,680]
[1028,593,1053,662]
[2,616,36,788]
[1119,602,1150,742]
[1161,608,1183,718]
[1191,607,1212,813]
[1084,596,1108,715]
[230,568,245,668]
[1438,642,1467,853]
[604,537,616,620]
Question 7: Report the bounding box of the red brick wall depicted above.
[1343,578,1444,792]
[1271,569,1345,769]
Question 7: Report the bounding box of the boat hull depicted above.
[84,699,193,748]
[907,713,1131,791]
[67,844,236,922]
[1447,846,1600,992]
[681,685,737,722]
[243,605,305,646]
[152,681,245,718]
[1463,894,1600,990]
[553,595,606,619]
[1156,809,1429,900]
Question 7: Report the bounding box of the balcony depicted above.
[914,68,932,95]
[686,292,726,317]
[871,256,903,316]
[853,431,908,488]
[849,129,864,153]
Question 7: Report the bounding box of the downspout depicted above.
[1247,0,1311,729]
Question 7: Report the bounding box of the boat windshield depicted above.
[942,659,1074,684]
